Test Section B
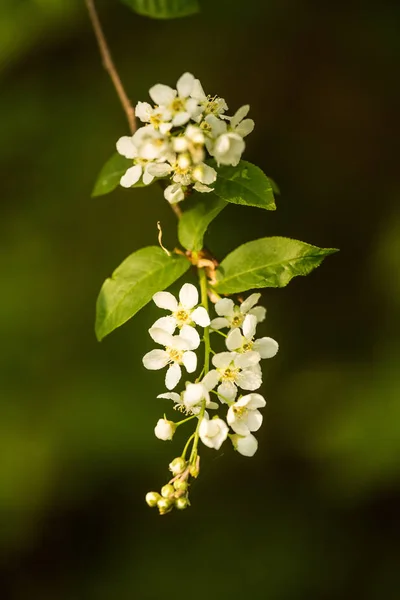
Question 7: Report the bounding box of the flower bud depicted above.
[154,418,176,441]
[145,491,161,508]
[175,497,189,510]
[169,457,186,476]
[157,497,174,515]
[161,484,175,499]
[189,462,200,478]
[173,480,188,492]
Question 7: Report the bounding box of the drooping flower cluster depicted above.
[116,72,255,204]
[144,284,278,514]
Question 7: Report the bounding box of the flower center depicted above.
[174,309,191,327]
[230,314,244,327]
[172,98,185,112]
[232,406,247,418]
[242,341,253,352]
[221,366,240,382]
[167,348,184,363]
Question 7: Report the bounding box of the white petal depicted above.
[143,349,169,370]
[149,84,176,106]
[240,293,261,314]
[240,393,266,410]
[191,306,210,327]
[180,324,200,350]
[177,72,195,98]
[179,283,198,309]
[210,317,230,330]
[190,78,206,100]
[182,351,197,373]
[226,328,243,351]
[243,314,257,339]
[135,101,152,122]
[215,298,235,317]
[142,168,154,185]
[172,111,191,127]
[116,136,137,159]
[235,118,255,138]
[250,306,267,323]
[212,351,234,369]
[246,410,263,432]
[253,337,279,359]
[199,419,214,449]
[171,335,191,351]
[202,369,220,391]
[217,382,237,403]
[234,351,260,368]
[237,369,262,391]
[159,122,173,134]
[152,291,178,311]
[149,327,174,347]
[183,382,204,407]
[147,163,172,178]
[192,163,217,185]
[120,164,142,188]
[193,183,213,193]
[231,105,250,129]
[151,316,176,335]
[165,363,181,390]
[233,433,258,457]
[229,416,250,436]
[157,392,180,402]
[164,183,185,204]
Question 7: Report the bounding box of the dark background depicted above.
[1,1,400,598]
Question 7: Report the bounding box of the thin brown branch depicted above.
[85,0,136,134]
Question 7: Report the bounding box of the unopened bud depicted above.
[189,456,200,478]
[145,491,161,508]
[161,484,175,499]
[157,497,173,515]
[174,480,188,492]
[175,497,189,510]
[169,457,186,476]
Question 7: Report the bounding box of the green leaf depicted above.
[92,153,147,198]
[178,193,227,252]
[211,160,276,211]
[95,247,190,340]
[214,237,338,294]
[121,0,200,19]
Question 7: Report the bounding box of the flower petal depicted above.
[231,104,250,129]
[190,78,206,101]
[142,168,154,185]
[249,306,267,323]
[149,84,176,106]
[234,351,260,368]
[165,363,181,390]
[135,101,152,122]
[217,382,237,403]
[215,298,235,317]
[157,392,180,402]
[240,293,261,314]
[235,118,255,138]
[172,111,191,127]
[183,382,204,407]
[226,328,243,351]
[147,163,173,178]
[242,314,257,339]
[151,316,176,335]
[253,337,279,359]
[120,164,142,188]
[191,306,210,327]
[177,72,195,98]
[237,369,262,391]
[202,369,220,390]
[233,433,258,457]
[212,351,234,369]
[179,283,198,309]
[116,136,137,159]
[143,349,169,370]
[241,393,266,410]
[149,327,174,347]
[246,410,263,432]
[152,291,178,311]
[210,317,230,330]
[182,351,197,373]
[180,324,200,350]
[164,183,185,204]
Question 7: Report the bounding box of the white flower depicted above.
[209,352,262,403]
[230,433,258,457]
[205,105,254,166]
[182,371,220,410]
[154,418,176,440]
[222,105,255,138]
[152,283,210,331]
[226,314,279,361]
[210,293,267,331]
[199,416,229,450]
[149,72,203,127]
[135,101,172,134]
[227,393,266,435]
[142,324,199,390]
[212,131,245,167]
[132,125,171,161]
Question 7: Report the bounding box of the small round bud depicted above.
[175,497,189,510]
[169,457,186,476]
[173,480,188,492]
[157,498,173,515]
[154,418,176,441]
[145,491,161,507]
[189,462,200,478]
[161,484,175,499]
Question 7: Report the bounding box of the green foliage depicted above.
[211,160,276,211]
[95,247,190,340]
[121,0,200,19]
[214,237,338,294]
[178,193,226,251]
[92,153,135,197]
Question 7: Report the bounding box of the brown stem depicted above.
[85,0,136,134]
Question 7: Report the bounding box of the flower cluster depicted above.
[116,72,254,204]
[144,284,278,515]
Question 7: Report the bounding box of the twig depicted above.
[85,0,136,134]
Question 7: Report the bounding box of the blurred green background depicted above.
[1,0,400,598]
